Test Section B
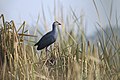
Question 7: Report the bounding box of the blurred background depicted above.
[0,1,120,80]
[0,0,120,37]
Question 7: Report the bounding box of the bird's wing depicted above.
[39,33,55,47]
[36,34,56,50]
[34,32,52,46]
[35,31,56,48]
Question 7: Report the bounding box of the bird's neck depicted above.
[52,24,58,38]
[52,24,57,33]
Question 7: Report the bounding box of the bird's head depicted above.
[53,21,61,27]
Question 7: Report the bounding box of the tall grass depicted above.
[0,0,120,80]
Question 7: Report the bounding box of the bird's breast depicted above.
[53,31,58,40]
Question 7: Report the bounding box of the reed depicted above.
[0,0,120,80]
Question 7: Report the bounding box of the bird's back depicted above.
[35,31,56,50]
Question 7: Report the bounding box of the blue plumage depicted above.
[34,21,61,50]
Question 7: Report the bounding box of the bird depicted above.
[34,21,61,51]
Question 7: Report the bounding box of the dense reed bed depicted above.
[0,0,120,80]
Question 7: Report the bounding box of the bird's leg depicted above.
[42,47,49,69]
[45,47,48,58]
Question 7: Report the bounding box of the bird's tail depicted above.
[34,43,38,46]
